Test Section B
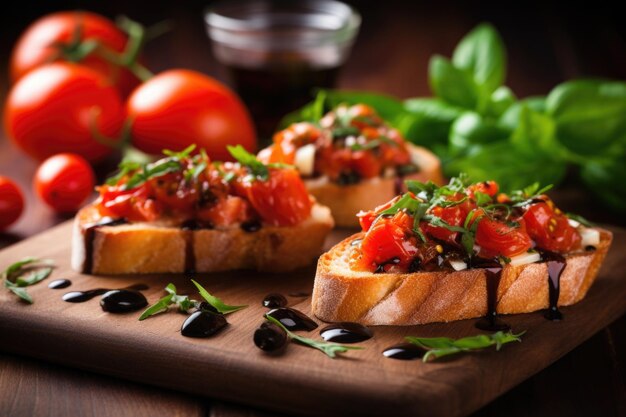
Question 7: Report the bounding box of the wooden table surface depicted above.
[1,1,625,416]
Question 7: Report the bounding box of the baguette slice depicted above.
[305,144,444,228]
[312,230,612,325]
[72,203,334,275]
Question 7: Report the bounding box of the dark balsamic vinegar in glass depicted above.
[226,63,340,141]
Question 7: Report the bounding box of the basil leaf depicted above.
[547,79,626,157]
[227,145,269,181]
[323,90,405,123]
[485,86,516,117]
[581,158,626,213]
[191,279,247,314]
[429,55,478,109]
[474,191,492,206]
[452,23,506,97]
[400,98,464,147]
[449,112,509,155]
[445,141,566,192]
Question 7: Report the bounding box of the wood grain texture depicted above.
[0,352,206,417]
[0,221,624,417]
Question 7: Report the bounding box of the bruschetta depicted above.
[71,145,334,274]
[258,104,444,227]
[312,176,612,326]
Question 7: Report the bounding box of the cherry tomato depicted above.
[127,70,256,161]
[10,11,139,97]
[34,153,95,213]
[0,176,25,231]
[4,63,124,162]
[240,168,311,226]
[474,215,532,258]
[421,194,475,245]
[523,201,581,253]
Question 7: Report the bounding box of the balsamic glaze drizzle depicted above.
[542,251,567,321]
[383,343,425,360]
[262,293,288,308]
[62,284,148,303]
[83,218,127,274]
[319,322,373,343]
[473,259,510,332]
[265,307,318,331]
[48,279,72,289]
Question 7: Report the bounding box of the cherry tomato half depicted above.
[10,11,139,97]
[34,153,96,213]
[474,215,532,258]
[127,69,256,161]
[523,201,581,253]
[4,63,125,162]
[0,176,25,231]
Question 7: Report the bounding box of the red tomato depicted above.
[350,151,382,179]
[127,70,256,161]
[240,168,311,226]
[4,63,124,162]
[10,11,139,97]
[523,201,581,253]
[467,180,499,198]
[0,176,25,231]
[34,153,95,213]
[474,216,532,258]
[98,184,160,222]
[353,211,418,271]
[421,204,468,245]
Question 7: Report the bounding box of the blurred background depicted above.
[2,0,625,100]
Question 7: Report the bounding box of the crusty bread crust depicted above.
[312,230,613,325]
[305,144,444,228]
[71,203,334,274]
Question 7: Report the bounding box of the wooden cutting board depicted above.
[0,221,624,417]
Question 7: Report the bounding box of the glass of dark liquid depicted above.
[205,0,361,142]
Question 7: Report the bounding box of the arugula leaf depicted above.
[406,330,524,362]
[452,23,506,99]
[227,145,269,180]
[265,315,363,359]
[191,279,247,314]
[429,55,478,109]
[2,257,55,304]
[138,293,174,320]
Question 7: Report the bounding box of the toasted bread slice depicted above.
[72,203,334,274]
[305,144,445,228]
[312,230,612,325]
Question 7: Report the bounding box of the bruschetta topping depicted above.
[350,175,585,273]
[96,145,312,227]
[258,104,418,184]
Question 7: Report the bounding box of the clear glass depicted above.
[205,0,361,139]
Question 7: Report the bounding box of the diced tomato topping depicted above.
[523,200,581,253]
[467,181,499,198]
[473,214,532,258]
[351,211,419,271]
[98,184,160,222]
[239,168,312,227]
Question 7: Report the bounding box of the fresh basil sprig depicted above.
[406,330,524,362]
[2,257,55,303]
[264,315,363,359]
[228,145,270,180]
[139,280,247,321]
